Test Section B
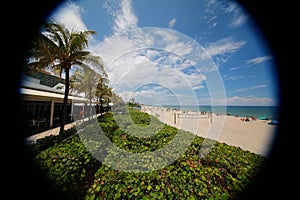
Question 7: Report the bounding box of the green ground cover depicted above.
[31,109,266,199]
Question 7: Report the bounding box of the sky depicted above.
[45,0,280,106]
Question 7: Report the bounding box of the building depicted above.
[19,70,95,136]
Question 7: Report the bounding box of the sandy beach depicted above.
[141,105,278,157]
[25,106,278,157]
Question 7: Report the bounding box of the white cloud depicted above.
[94,43,210,105]
[192,85,205,90]
[230,14,247,28]
[205,0,248,28]
[227,56,272,72]
[108,50,207,93]
[226,96,276,106]
[184,95,276,106]
[168,18,177,28]
[204,37,246,58]
[225,1,248,28]
[118,80,199,105]
[229,84,268,93]
[89,7,224,105]
[207,15,217,24]
[49,0,225,106]
[104,0,138,32]
[200,37,245,66]
[211,22,217,28]
[207,16,217,30]
[48,0,102,47]
[49,0,88,32]
[92,31,145,67]
[229,66,241,71]
[134,86,174,100]
[224,75,244,81]
[92,27,217,83]
[245,56,272,66]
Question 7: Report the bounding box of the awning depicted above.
[73,102,97,106]
[20,88,88,101]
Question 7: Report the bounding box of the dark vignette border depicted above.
[5,0,295,199]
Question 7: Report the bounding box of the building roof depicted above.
[20,70,81,98]
[21,75,65,94]
[25,70,65,88]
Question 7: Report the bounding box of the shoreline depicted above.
[141,105,278,157]
[160,105,279,121]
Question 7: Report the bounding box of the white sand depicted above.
[25,107,278,157]
[142,105,278,157]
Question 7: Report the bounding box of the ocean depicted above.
[161,105,280,121]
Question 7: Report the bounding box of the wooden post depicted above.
[49,99,54,127]
[174,112,176,124]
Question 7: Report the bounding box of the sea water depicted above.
[161,105,280,121]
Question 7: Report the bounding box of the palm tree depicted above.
[26,21,106,134]
[71,67,102,120]
[95,76,111,113]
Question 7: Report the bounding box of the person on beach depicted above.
[241,117,250,122]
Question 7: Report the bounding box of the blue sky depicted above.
[47,0,279,106]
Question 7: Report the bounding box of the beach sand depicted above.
[142,105,278,157]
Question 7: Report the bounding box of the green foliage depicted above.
[128,109,150,125]
[33,135,101,199]
[33,109,267,200]
[25,126,77,158]
[97,112,114,123]
[127,100,141,109]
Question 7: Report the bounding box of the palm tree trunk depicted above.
[100,94,104,114]
[89,95,92,120]
[59,67,70,134]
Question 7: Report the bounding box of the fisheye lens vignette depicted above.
[14,0,290,200]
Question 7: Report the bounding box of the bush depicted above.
[33,135,101,199]
[25,126,77,158]
[32,109,267,200]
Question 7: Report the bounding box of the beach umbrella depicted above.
[258,116,269,120]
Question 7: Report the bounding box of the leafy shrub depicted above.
[33,135,101,199]
[25,126,77,158]
[129,109,150,125]
[32,109,267,200]
[83,109,267,199]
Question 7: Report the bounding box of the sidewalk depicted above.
[24,114,103,144]
[24,121,77,144]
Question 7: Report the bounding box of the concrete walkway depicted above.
[24,114,102,144]
[24,121,78,144]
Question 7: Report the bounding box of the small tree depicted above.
[71,67,105,119]
[95,76,111,114]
